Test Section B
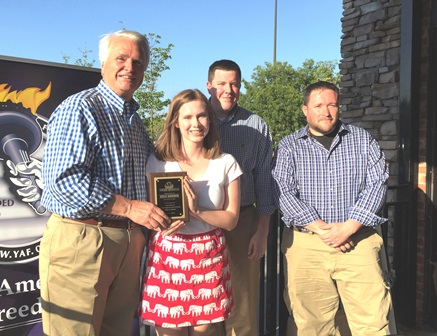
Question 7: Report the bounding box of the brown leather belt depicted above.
[292,226,314,234]
[292,225,372,235]
[68,217,137,230]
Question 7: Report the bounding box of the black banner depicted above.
[0,55,101,335]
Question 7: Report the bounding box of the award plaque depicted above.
[148,172,189,221]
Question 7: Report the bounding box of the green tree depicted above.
[62,45,95,67]
[239,59,339,146]
[135,33,174,141]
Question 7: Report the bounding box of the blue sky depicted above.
[3,0,342,100]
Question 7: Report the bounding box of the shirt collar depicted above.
[97,80,140,115]
[297,121,350,139]
[214,103,239,124]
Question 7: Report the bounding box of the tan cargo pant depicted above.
[281,227,392,336]
[39,214,146,336]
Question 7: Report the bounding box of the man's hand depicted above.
[318,220,362,252]
[248,214,271,260]
[127,200,171,231]
[101,194,171,231]
[305,219,362,252]
[305,219,331,235]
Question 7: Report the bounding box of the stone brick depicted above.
[359,101,372,108]
[342,8,361,20]
[368,42,391,52]
[342,26,355,34]
[385,0,401,7]
[342,17,360,28]
[382,98,399,107]
[382,33,401,42]
[373,99,384,107]
[359,9,386,25]
[355,55,367,69]
[380,71,399,83]
[342,80,355,87]
[387,5,401,16]
[378,140,399,150]
[353,23,375,36]
[340,69,349,75]
[355,0,372,6]
[365,107,389,115]
[339,60,354,70]
[365,56,386,68]
[390,109,400,117]
[341,36,357,46]
[342,73,353,81]
[386,27,401,35]
[343,109,364,118]
[380,120,397,135]
[353,121,375,129]
[371,83,399,99]
[340,117,356,124]
[369,31,386,38]
[352,86,372,95]
[384,149,398,161]
[386,47,400,66]
[362,114,393,121]
[353,38,381,51]
[376,15,401,30]
[340,90,356,98]
[361,1,384,14]
[340,45,354,54]
[356,69,378,86]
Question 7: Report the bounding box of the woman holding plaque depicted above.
[141,89,242,335]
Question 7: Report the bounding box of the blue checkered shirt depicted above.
[216,105,275,216]
[272,122,388,228]
[41,80,151,218]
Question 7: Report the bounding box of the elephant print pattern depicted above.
[141,229,233,327]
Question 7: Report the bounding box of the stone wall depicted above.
[340,0,433,328]
[339,0,401,190]
[339,0,401,274]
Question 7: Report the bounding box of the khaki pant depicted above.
[223,206,259,336]
[281,227,392,336]
[39,214,146,336]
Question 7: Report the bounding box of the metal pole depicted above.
[274,0,277,64]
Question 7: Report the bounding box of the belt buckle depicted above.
[127,220,136,230]
[294,226,314,234]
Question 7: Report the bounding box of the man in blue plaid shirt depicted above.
[206,59,276,336]
[272,81,392,335]
[39,30,174,336]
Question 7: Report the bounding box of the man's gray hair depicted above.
[99,30,150,66]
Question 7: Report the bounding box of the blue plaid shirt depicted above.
[272,122,388,228]
[41,80,151,218]
[216,105,275,216]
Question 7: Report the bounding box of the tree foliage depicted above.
[62,45,96,68]
[135,33,174,141]
[239,59,340,146]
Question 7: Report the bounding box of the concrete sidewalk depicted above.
[286,314,437,336]
[397,324,437,336]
